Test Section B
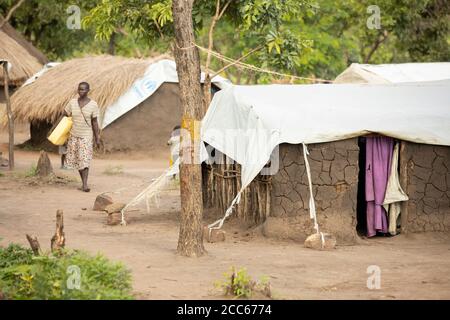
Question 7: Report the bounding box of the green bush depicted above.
[215,266,272,299]
[0,243,134,300]
[24,164,38,178]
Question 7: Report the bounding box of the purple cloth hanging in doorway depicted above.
[365,136,394,237]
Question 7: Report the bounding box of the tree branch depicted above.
[218,0,232,20]
[364,30,389,63]
[0,0,26,29]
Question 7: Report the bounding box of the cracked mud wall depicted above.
[264,139,359,244]
[404,143,450,232]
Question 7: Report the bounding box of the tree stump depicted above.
[51,210,65,252]
[26,234,41,255]
[37,150,53,177]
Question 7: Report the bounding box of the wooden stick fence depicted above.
[202,152,272,225]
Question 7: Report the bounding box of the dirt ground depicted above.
[1,128,450,300]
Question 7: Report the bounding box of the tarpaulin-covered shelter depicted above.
[201,82,450,243]
[334,62,450,84]
[5,55,230,151]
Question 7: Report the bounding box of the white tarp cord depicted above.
[383,142,409,235]
[120,161,180,225]
[335,62,450,84]
[201,82,450,233]
[302,143,319,233]
[101,59,231,129]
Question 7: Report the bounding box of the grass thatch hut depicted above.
[0,20,47,89]
[5,55,229,152]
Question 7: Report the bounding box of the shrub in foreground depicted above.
[0,243,133,300]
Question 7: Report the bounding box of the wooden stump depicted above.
[26,234,41,255]
[37,150,53,177]
[51,210,65,252]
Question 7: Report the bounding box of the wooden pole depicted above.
[51,210,65,252]
[172,0,206,257]
[26,234,41,255]
[2,62,14,170]
[399,141,409,234]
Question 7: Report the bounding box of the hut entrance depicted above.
[356,135,405,237]
[356,137,367,235]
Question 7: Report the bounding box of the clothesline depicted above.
[192,43,334,84]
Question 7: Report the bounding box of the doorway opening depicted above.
[356,137,367,236]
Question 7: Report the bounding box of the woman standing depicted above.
[64,82,101,192]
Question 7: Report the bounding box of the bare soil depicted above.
[1,129,450,300]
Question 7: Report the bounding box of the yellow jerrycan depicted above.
[48,116,73,145]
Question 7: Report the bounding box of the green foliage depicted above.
[292,0,450,79]
[2,0,448,80]
[215,266,271,299]
[82,0,174,41]
[24,164,38,178]
[84,0,315,75]
[0,0,98,60]
[0,243,133,300]
[0,244,34,269]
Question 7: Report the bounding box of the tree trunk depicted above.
[2,62,14,170]
[108,32,116,56]
[172,0,206,257]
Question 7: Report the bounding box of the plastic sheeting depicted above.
[21,62,61,87]
[335,62,450,84]
[201,82,450,194]
[101,59,231,129]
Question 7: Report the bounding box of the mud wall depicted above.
[265,138,359,244]
[101,83,182,154]
[404,143,450,232]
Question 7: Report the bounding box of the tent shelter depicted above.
[201,83,450,243]
[334,62,450,84]
[5,55,230,151]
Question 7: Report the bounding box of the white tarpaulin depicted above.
[21,62,61,87]
[101,59,231,129]
[335,62,450,84]
[201,82,450,211]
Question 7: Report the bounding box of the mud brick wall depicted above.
[404,143,450,232]
[264,138,359,244]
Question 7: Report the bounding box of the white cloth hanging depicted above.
[383,142,409,235]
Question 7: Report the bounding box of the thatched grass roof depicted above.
[0,19,47,86]
[4,54,170,125]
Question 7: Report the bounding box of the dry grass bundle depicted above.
[6,54,171,125]
[0,29,43,86]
